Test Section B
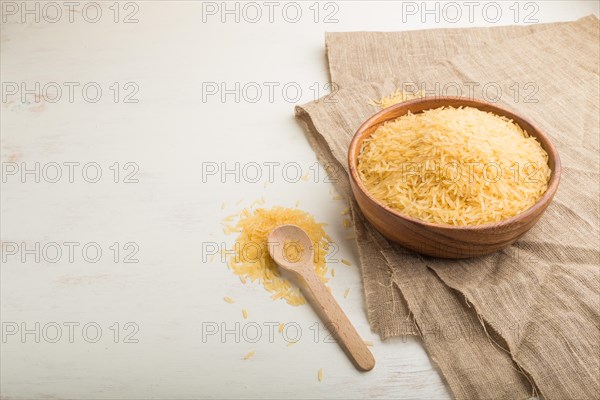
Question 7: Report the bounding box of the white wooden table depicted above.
[1,1,597,399]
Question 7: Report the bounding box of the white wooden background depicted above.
[1,1,597,399]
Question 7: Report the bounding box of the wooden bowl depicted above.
[348,97,561,258]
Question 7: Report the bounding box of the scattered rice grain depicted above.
[223,206,332,306]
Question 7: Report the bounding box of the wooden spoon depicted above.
[268,224,375,371]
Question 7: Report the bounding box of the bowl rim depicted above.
[348,96,562,231]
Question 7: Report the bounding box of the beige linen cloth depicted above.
[296,16,599,399]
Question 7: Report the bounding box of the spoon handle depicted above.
[299,269,375,371]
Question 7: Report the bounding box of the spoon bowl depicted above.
[268,224,314,272]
